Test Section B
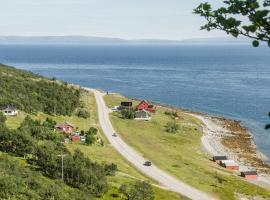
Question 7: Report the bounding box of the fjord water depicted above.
[0,44,270,158]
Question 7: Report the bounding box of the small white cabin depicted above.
[135,109,151,121]
[2,106,18,116]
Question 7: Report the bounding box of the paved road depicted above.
[90,88,215,200]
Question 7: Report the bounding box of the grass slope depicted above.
[104,94,270,200]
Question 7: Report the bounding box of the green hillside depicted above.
[0,64,80,115]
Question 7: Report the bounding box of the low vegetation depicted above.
[104,94,270,200]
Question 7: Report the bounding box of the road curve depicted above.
[89,88,215,200]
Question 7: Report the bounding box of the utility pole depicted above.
[57,154,66,181]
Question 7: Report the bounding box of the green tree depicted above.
[194,0,270,47]
[119,181,154,200]
[85,127,98,145]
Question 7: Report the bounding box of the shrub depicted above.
[77,109,90,119]
[165,121,179,133]
[0,112,6,124]
[120,109,135,119]
[119,181,154,200]
[164,110,178,118]
[85,127,98,145]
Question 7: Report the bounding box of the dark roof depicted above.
[3,106,17,111]
[121,102,132,107]
[213,156,227,161]
[241,171,258,176]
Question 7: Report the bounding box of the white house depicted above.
[135,109,151,121]
[2,106,18,116]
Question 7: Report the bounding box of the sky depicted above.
[0,0,229,40]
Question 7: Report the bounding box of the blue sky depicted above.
[0,0,229,40]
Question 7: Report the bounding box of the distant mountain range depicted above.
[0,36,252,45]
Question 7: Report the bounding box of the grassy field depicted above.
[5,89,182,200]
[104,94,270,200]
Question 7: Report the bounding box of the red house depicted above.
[136,100,156,113]
[241,171,258,180]
[55,122,74,134]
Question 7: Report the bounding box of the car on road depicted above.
[144,161,152,166]
[112,133,117,137]
[111,106,120,111]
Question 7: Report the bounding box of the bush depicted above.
[119,181,154,200]
[0,112,6,124]
[120,109,135,119]
[77,109,90,119]
[165,121,179,133]
[104,163,118,176]
[164,110,178,118]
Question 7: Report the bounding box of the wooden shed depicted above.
[241,171,258,180]
[221,160,239,170]
[212,156,227,163]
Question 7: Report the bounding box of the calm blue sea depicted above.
[0,44,270,158]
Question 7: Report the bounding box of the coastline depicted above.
[187,112,270,187]
[100,90,270,187]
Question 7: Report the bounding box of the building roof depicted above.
[55,122,74,128]
[224,162,239,167]
[241,171,257,176]
[213,156,227,160]
[3,106,17,111]
[121,102,133,107]
[135,109,149,114]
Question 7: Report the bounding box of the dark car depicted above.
[112,133,117,137]
[144,161,152,166]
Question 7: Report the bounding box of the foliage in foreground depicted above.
[194,0,270,47]
[0,154,91,200]
[119,181,155,200]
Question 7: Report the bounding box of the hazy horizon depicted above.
[0,0,228,40]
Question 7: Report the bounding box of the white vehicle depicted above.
[111,106,120,111]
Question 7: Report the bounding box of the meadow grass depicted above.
[104,94,270,200]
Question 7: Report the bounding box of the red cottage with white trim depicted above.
[136,100,156,113]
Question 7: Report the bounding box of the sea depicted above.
[0,44,269,158]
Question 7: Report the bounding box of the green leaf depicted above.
[252,40,260,47]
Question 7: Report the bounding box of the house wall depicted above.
[225,165,239,170]
[244,175,258,180]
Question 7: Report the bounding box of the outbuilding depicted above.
[71,135,81,142]
[221,160,239,170]
[2,106,18,116]
[212,156,227,163]
[241,171,258,180]
[121,102,133,108]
